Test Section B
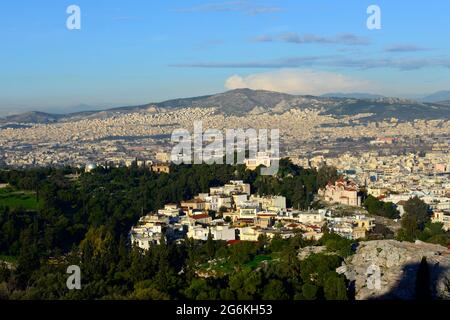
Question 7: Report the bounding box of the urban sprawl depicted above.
[1,107,449,241]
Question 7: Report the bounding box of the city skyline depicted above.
[1,0,450,115]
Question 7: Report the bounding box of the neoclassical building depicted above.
[318,178,362,207]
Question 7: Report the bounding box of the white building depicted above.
[296,209,327,225]
[130,232,164,250]
[158,204,181,217]
[210,180,251,196]
[250,195,287,211]
[239,227,261,241]
[232,194,249,208]
[187,224,236,241]
[205,195,233,211]
[432,211,450,231]
[244,152,278,171]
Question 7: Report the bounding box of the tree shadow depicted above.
[369,257,449,300]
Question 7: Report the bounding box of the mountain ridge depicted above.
[1,88,450,124]
[422,90,450,103]
[321,92,385,100]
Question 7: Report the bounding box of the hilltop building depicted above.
[319,178,362,207]
[244,152,278,171]
[151,163,170,174]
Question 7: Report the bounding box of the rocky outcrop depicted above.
[338,240,450,300]
[298,246,328,260]
[0,261,14,271]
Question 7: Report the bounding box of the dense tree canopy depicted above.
[0,161,355,300]
[316,166,339,189]
[396,197,449,245]
[363,195,400,219]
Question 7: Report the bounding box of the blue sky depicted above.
[0,0,449,115]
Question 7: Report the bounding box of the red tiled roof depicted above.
[236,218,255,223]
[190,214,210,220]
[183,198,206,204]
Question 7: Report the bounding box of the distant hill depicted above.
[436,100,450,106]
[147,88,298,115]
[324,99,450,121]
[44,103,103,114]
[2,89,450,124]
[1,111,64,124]
[321,92,385,100]
[422,90,450,103]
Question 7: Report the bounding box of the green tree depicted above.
[317,166,339,189]
[229,269,262,300]
[301,283,318,300]
[403,197,429,229]
[205,230,215,258]
[262,279,289,300]
[363,195,400,219]
[184,278,218,300]
[133,280,171,300]
[398,215,420,241]
[321,233,353,257]
[398,197,430,242]
[323,273,348,300]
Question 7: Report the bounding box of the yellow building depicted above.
[352,227,367,240]
[354,215,376,231]
[432,211,450,231]
[367,187,388,198]
[151,163,170,174]
[239,227,261,241]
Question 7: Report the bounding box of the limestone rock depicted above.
[298,246,328,260]
[340,240,450,300]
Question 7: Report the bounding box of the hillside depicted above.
[1,111,64,124]
[436,100,450,106]
[321,92,385,100]
[2,89,450,124]
[340,240,450,300]
[422,90,450,103]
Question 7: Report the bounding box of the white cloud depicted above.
[177,1,281,15]
[224,69,374,95]
[252,32,371,46]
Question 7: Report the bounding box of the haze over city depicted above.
[0,0,449,308]
[1,0,450,116]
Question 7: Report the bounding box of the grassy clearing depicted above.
[244,255,273,269]
[199,254,275,276]
[0,187,39,210]
[0,255,17,264]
